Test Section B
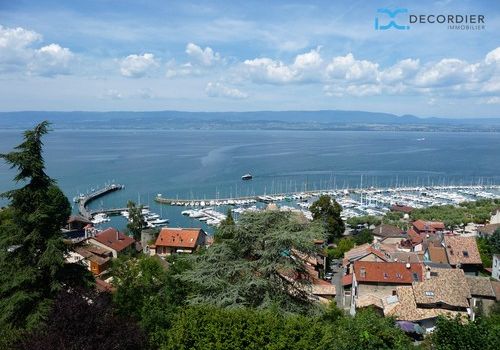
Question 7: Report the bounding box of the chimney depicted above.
[116,230,119,241]
[425,266,431,280]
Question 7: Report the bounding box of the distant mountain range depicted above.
[1,110,499,131]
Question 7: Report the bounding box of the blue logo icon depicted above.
[375,8,410,30]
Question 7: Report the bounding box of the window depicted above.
[383,272,389,279]
[425,291,434,296]
[396,273,402,279]
[360,268,366,278]
[463,251,469,257]
[412,272,419,281]
[430,271,438,277]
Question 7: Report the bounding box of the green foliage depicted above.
[384,211,404,222]
[0,121,91,331]
[181,210,324,314]
[476,230,500,268]
[477,237,493,268]
[310,195,345,242]
[214,208,236,242]
[347,215,382,228]
[112,255,168,319]
[411,199,500,227]
[430,315,500,350]
[328,237,355,259]
[490,228,500,254]
[127,200,146,241]
[156,305,411,350]
[354,229,374,245]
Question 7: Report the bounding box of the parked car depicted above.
[324,272,334,280]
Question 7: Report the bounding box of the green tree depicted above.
[328,237,355,259]
[214,208,236,242]
[477,236,493,268]
[127,200,146,241]
[182,210,324,314]
[489,228,500,254]
[112,255,168,320]
[0,121,91,330]
[430,315,500,350]
[156,305,411,350]
[310,195,345,243]
[354,228,374,245]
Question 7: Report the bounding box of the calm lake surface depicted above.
[1,129,499,231]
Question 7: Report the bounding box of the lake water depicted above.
[1,129,499,231]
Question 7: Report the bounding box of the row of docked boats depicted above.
[181,208,227,227]
[120,208,169,228]
[173,184,500,226]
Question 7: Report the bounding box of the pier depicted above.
[76,183,125,219]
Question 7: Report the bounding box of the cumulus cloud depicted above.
[186,43,221,66]
[0,25,74,76]
[326,53,379,83]
[380,59,420,83]
[28,44,74,76]
[485,47,500,65]
[237,46,500,99]
[120,53,158,78]
[205,82,248,99]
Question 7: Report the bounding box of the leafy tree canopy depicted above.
[181,210,324,314]
[126,200,146,241]
[310,195,345,243]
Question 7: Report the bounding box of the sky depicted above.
[0,0,499,118]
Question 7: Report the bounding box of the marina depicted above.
[156,184,500,227]
[75,183,166,229]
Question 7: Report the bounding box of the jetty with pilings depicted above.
[76,183,125,219]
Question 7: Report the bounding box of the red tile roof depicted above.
[444,235,482,266]
[354,261,423,284]
[407,228,424,245]
[93,228,135,252]
[342,274,353,286]
[390,204,414,214]
[155,228,205,249]
[413,220,445,232]
[372,224,405,238]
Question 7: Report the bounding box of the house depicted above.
[423,242,449,265]
[87,227,136,258]
[465,276,497,316]
[72,244,112,275]
[372,224,406,245]
[66,215,93,231]
[342,243,392,274]
[412,220,445,236]
[385,267,471,332]
[443,235,482,275]
[400,228,424,252]
[492,255,500,281]
[390,204,414,215]
[477,223,500,238]
[153,227,207,256]
[351,261,423,312]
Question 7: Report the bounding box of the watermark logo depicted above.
[375,8,410,30]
